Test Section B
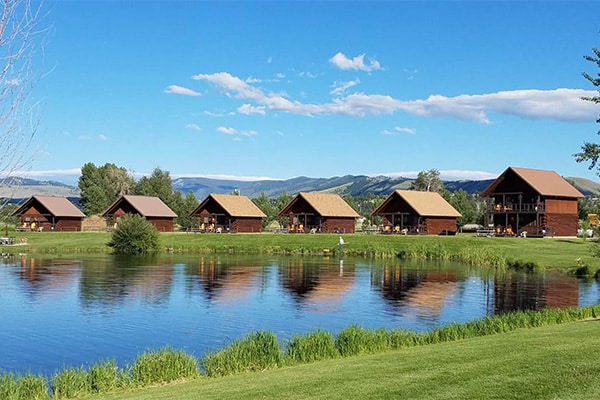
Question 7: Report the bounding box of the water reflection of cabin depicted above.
[480,167,583,237]
[278,192,360,233]
[189,194,266,233]
[102,195,177,232]
[11,195,85,231]
[370,190,461,235]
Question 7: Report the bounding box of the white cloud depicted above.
[217,126,237,135]
[382,127,416,135]
[164,85,201,96]
[375,170,498,180]
[238,104,266,115]
[185,123,201,131]
[330,79,360,96]
[194,71,598,123]
[240,130,257,136]
[330,52,382,72]
[98,134,107,141]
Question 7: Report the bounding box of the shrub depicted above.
[131,347,199,386]
[285,330,339,364]
[107,214,161,254]
[202,331,281,377]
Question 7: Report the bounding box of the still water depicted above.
[1,253,599,376]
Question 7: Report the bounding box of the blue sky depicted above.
[18,1,600,184]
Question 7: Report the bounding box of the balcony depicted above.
[489,202,545,213]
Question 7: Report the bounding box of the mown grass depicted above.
[4,230,599,273]
[2,306,599,399]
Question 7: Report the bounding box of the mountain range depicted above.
[1,174,600,202]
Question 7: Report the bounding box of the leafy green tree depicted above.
[574,47,600,175]
[78,162,135,215]
[447,189,478,227]
[411,169,444,192]
[253,192,277,228]
[172,191,199,229]
[107,214,160,254]
[135,167,174,204]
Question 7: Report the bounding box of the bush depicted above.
[107,214,161,254]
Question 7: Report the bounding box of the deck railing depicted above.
[488,202,545,213]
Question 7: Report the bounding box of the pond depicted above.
[1,253,599,377]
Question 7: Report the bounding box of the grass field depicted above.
[4,230,599,273]
[83,320,600,400]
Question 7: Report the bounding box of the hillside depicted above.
[1,174,599,202]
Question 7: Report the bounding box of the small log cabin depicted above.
[278,192,360,234]
[371,190,461,235]
[11,195,85,231]
[480,166,584,237]
[190,194,266,233]
[102,195,177,232]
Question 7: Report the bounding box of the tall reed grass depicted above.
[201,331,282,377]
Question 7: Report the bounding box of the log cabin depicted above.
[278,192,360,234]
[371,190,461,235]
[190,193,266,233]
[480,167,584,237]
[102,195,177,232]
[11,195,85,232]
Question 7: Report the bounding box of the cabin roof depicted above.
[193,194,266,217]
[11,195,85,218]
[480,167,584,198]
[279,192,360,218]
[103,195,177,218]
[372,190,462,218]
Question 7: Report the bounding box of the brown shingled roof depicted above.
[280,192,360,218]
[103,195,177,218]
[11,195,85,218]
[481,167,584,198]
[372,190,462,218]
[193,194,266,217]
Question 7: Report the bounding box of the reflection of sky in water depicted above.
[0,254,596,377]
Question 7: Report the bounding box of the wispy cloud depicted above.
[330,52,382,72]
[78,134,107,141]
[331,79,360,96]
[185,123,201,131]
[194,72,598,123]
[375,170,498,180]
[164,85,201,96]
[382,127,416,135]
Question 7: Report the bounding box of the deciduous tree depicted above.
[78,162,135,215]
[411,169,444,192]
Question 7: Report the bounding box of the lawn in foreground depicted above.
[88,320,600,400]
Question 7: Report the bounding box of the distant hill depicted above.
[2,174,599,202]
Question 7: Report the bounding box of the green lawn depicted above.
[86,320,600,400]
[5,230,599,272]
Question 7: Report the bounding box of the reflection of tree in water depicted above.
[78,255,173,310]
[492,271,578,314]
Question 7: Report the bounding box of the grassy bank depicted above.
[3,306,598,399]
[4,230,599,272]
[91,320,600,400]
